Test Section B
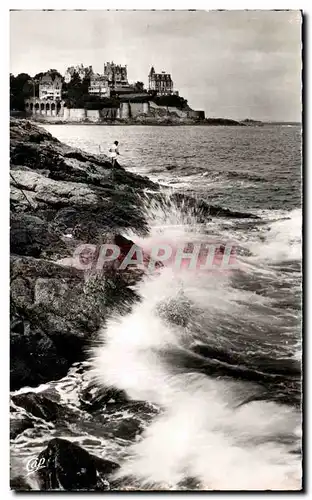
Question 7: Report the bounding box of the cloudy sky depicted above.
[10,10,302,121]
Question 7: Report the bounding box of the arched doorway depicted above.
[51,102,56,117]
[35,102,39,114]
[56,101,61,116]
[30,103,34,112]
[40,102,45,114]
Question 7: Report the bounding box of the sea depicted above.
[11,124,302,490]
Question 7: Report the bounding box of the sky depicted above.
[10,10,302,121]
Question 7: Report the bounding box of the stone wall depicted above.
[129,102,150,118]
[120,102,130,119]
[101,108,118,120]
[24,100,204,123]
[63,108,86,121]
[86,110,100,122]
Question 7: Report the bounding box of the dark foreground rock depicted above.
[11,374,159,446]
[11,392,78,424]
[10,226,163,390]
[35,438,119,491]
[10,253,142,390]
[10,413,34,440]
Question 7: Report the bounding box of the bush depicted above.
[153,95,188,109]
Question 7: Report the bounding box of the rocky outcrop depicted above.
[35,438,119,491]
[10,119,160,390]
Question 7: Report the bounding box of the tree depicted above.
[65,71,84,108]
[134,81,144,92]
[47,69,63,80]
[10,73,33,111]
[153,94,188,109]
[34,72,45,81]
[81,75,91,95]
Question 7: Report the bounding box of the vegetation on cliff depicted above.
[10,69,147,111]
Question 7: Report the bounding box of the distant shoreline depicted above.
[10,113,301,127]
[30,120,301,127]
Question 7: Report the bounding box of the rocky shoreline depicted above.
[10,118,260,491]
[14,113,265,127]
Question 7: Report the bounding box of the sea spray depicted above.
[92,198,301,490]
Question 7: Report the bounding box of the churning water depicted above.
[14,124,302,490]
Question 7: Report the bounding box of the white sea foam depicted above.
[92,201,302,490]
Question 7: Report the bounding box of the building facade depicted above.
[104,62,128,86]
[39,74,63,100]
[88,74,111,97]
[148,67,174,96]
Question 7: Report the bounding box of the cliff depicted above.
[10,118,160,389]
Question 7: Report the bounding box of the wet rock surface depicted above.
[36,438,119,491]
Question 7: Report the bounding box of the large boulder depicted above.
[10,317,70,390]
[35,438,119,491]
[10,213,69,259]
[10,249,143,390]
[11,392,78,424]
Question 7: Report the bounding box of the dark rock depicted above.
[10,256,87,389]
[10,213,68,259]
[11,392,77,423]
[79,382,129,412]
[36,438,119,491]
[10,415,34,439]
[10,318,70,391]
[10,246,145,391]
[10,475,32,491]
[100,418,143,441]
[10,238,148,390]
[10,119,59,144]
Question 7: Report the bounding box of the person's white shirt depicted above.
[109,143,119,159]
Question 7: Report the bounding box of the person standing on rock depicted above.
[109,141,120,168]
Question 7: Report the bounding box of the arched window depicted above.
[51,103,56,111]
[30,103,33,111]
[40,103,45,111]
[46,103,50,111]
[35,103,39,110]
